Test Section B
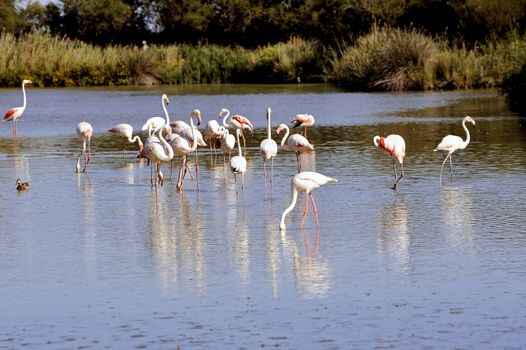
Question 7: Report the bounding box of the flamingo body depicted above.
[435,116,476,182]
[141,94,170,131]
[109,123,144,155]
[3,79,32,136]
[76,121,93,172]
[280,171,337,231]
[291,113,315,136]
[373,134,406,189]
[276,123,314,172]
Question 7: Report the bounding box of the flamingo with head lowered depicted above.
[170,110,200,192]
[259,107,278,185]
[3,79,32,137]
[435,116,476,183]
[373,134,406,190]
[76,121,93,173]
[230,128,247,198]
[291,113,315,137]
[109,123,144,157]
[280,171,337,231]
[219,108,254,156]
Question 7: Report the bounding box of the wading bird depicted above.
[220,128,236,164]
[141,94,170,132]
[373,134,406,190]
[3,79,32,137]
[435,116,476,183]
[279,171,337,231]
[259,107,278,184]
[76,121,93,173]
[219,108,253,156]
[109,123,144,157]
[291,113,315,137]
[142,125,174,186]
[16,178,30,191]
[230,128,247,197]
[205,118,225,156]
[170,111,199,192]
[276,123,314,172]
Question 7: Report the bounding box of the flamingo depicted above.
[219,108,254,156]
[259,107,278,184]
[109,123,144,156]
[170,111,199,192]
[141,125,174,186]
[279,171,337,231]
[276,123,314,172]
[141,94,170,132]
[373,134,406,190]
[435,116,476,182]
[291,113,315,137]
[3,79,32,137]
[76,121,93,173]
[230,128,247,197]
[205,118,225,155]
[220,128,236,164]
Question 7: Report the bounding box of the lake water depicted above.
[1,85,525,349]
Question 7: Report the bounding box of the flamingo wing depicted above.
[232,115,254,132]
[291,114,314,128]
[3,108,21,122]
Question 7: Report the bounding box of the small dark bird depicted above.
[16,178,30,191]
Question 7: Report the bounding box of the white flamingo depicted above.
[220,128,236,164]
[280,171,337,231]
[435,116,476,183]
[230,128,247,197]
[219,108,254,156]
[3,79,32,137]
[109,123,144,157]
[142,125,174,186]
[276,123,314,172]
[259,107,278,184]
[141,94,170,132]
[373,134,406,190]
[76,121,93,173]
[170,111,199,192]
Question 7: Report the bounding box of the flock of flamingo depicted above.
[3,80,476,231]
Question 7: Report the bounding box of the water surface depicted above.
[1,85,525,349]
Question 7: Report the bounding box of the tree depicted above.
[0,0,17,32]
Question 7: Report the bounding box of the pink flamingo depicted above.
[279,171,337,231]
[259,107,278,184]
[3,79,32,137]
[170,111,199,192]
[109,123,144,156]
[435,116,476,183]
[76,121,93,172]
[142,125,174,186]
[276,123,314,172]
[230,128,247,197]
[373,134,406,190]
[219,108,254,156]
[291,113,315,137]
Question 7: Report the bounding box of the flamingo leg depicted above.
[392,162,404,190]
[296,153,301,173]
[241,132,247,157]
[310,193,320,228]
[263,158,267,181]
[439,153,451,183]
[177,156,186,192]
[13,119,17,137]
[449,154,453,180]
[195,150,200,191]
[392,158,397,179]
[234,174,239,198]
[270,157,274,188]
[301,193,309,228]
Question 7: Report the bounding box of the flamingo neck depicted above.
[236,129,242,156]
[267,111,271,140]
[280,125,290,147]
[189,115,198,152]
[222,110,230,128]
[22,81,27,109]
[162,98,170,124]
[130,135,143,149]
[280,185,298,230]
[158,127,174,160]
[462,119,471,149]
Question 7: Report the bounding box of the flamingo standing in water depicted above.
[142,125,174,186]
[219,108,254,156]
[259,107,278,184]
[276,123,314,172]
[205,118,225,156]
[291,113,315,137]
[373,134,406,190]
[141,94,170,132]
[435,116,476,183]
[279,171,337,231]
[3,79,32,137]
[109,123,144,156]
[220,128,236,164]
[76,121,93,173]
[230,128,247,197]
[170,111,199,192]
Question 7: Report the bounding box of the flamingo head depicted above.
[276,123,287,135]
[218,108,229,119]
[464,116,476,126]
[162,94,169,105]
[22,79,32,85]
[266,107,271,119]
[373,136,380,148]
[191,109,202,126]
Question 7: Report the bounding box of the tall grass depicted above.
[0,32,324,87]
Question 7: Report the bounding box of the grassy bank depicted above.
[1,30,526,93]
[0,32,326,87]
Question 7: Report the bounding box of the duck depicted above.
[16,178,30,191]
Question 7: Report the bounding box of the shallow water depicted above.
[1,85,526,349]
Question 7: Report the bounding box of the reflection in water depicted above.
[441,185,475,250]
[233,209,250,289]
[298,151,316,172]
[377,193,410,278]
[77,174,97,280]
[279,230,330,298]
